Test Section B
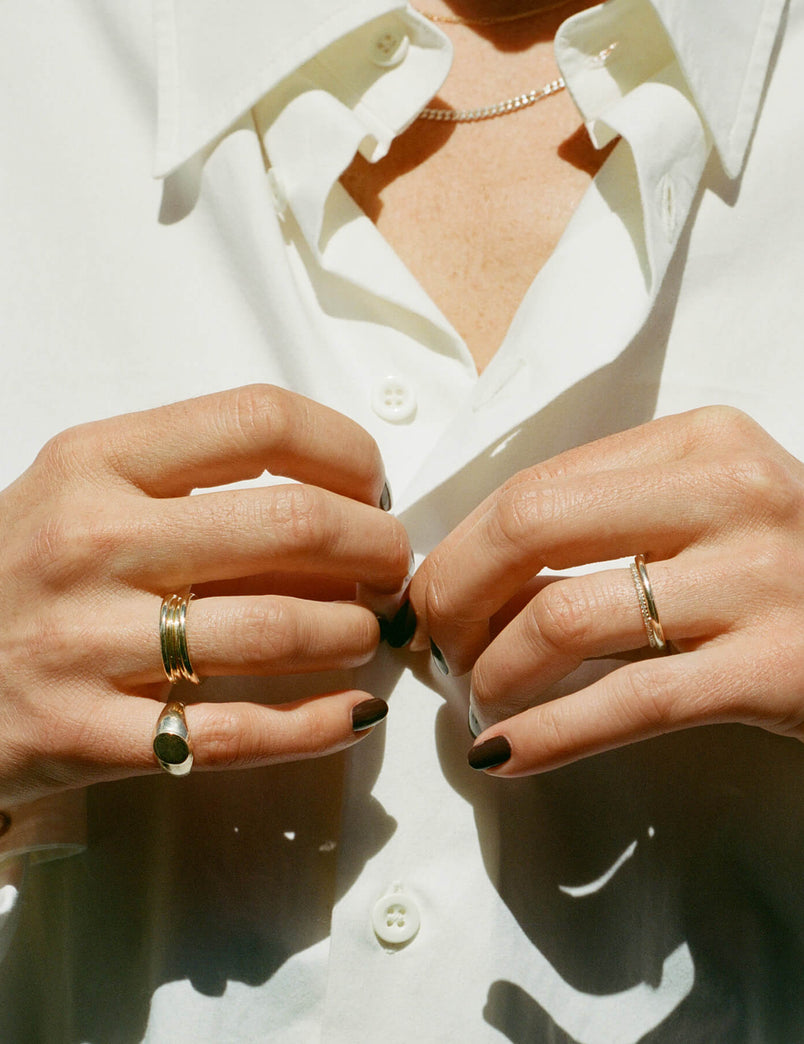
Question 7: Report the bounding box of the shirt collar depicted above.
[557,0,787,178]
[153,0,426,177]
[154,0,786,181]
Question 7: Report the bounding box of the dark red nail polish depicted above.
[380,482,392,512]
[468,735,511,771]
[352,698,389,732]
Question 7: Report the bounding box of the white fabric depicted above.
[1,0,804,1040]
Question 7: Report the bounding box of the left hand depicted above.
[409,406,804,775]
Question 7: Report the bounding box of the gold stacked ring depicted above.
[629,554,667,652]
[159,592,200,685]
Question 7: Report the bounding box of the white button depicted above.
[371,376,417,423]
[370,28,410,68]
[372,883,421,946]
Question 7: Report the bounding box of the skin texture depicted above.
[342,0,607,372]
[0,385,410,805]
[408,406,804,774]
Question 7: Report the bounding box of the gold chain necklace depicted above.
[418,77,566,122]
[416,2,616,125]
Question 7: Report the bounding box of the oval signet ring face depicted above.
[153,700,193,776]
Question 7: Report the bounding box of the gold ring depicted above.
[153,700,194,775]
[629,554,667,652]
[160,592,200,685]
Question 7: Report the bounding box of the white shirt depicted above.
[1,0,803,1040]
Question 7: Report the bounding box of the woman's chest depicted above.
[342,102,612,371]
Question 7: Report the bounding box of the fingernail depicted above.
[468,705,482,738]
[430,640,449,676]
[468,735,511,771]
[379,600,417,648]
[380,481,392,512]
[352,697,389,732]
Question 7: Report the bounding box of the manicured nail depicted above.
[430,640,449,676]
[468,735,512,771]
[379,600,417,648]
[380,481,392,512]
[468,706,482,738]
[352,698,389,732]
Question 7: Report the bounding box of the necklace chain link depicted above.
[418,77,566,122]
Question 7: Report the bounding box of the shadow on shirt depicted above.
[0,672,401,1043]
[397,213,804,1041]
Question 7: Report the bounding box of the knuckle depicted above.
[739,534,794,587]
[352,610,380,659]
[387,518,412,578]
[493,485,545,551]
[25,509,116,584]
[34,426,91,484]
[695,404,757,446]
[507,483,571,550]
[540,706,576,762]
[202,702,335,765]
[27,608,104,680]
[199,710,248,768]
[497,457,570,499]
[470,660,496,716]
[716,452,797,520]
[268,484,323,551]
[371,514,409,582]
[236,598,302,667]
[297,708,333,759]
[531,582,592,653]
[616,660,679,731]
[232,383,292,449]
[423,568,456,631]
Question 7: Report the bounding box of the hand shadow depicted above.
[0,667,405,1043]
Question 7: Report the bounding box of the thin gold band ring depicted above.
[629,554,667,652]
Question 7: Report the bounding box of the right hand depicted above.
[0,385,410,805]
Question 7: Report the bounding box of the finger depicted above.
[415,456,759,674]
[419,406,759,571]
[467,641,781,777]
[64,385,390,507]
[127,484,411,592]
[47,689,390,785]
[470,556,733,726]
[189,690,390,769]
[121,596,380,683]
[409,406,769,652]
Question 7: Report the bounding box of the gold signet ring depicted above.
[153,700,194,776]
